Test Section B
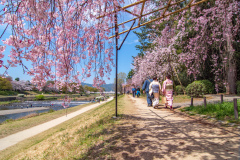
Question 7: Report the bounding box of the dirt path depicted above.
[90,95,240,160]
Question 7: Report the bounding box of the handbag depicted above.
[162,97,166,103]
[148,89,154,99]
[148,82,154,99]
[150,93,154,99]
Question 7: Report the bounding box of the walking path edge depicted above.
[0,97,113,151]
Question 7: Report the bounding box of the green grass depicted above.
[0,100,21,105]
[0,95,124,160]
[181,99,240,123]
[0,91,18,96]
[0,101,98,138]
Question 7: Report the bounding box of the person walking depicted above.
[162,74,174,110]
[132,86,136,98]
[142,76,153,106]
[149,76,161,109]
[136,87,141,98]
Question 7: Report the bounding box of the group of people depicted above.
[132,86,141,98]
[142,74,173,110]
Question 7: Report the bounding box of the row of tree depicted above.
[128,0,239,94]
[0,76,103,94]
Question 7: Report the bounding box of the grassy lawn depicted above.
[0,95,126,160]
[181,99,240,123]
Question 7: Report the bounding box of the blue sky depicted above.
[0,23,141,84]
[0,1,142,84]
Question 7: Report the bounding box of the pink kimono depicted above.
[162,79,173,106]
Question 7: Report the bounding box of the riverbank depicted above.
[0,93,97,102]
[0,97,114,152]
[0,99,100,139]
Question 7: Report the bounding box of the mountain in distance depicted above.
[101,83,115,91]
[81,83,114,92]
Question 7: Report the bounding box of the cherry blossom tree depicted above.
[132,0,239,94]
[11,80,33,91]
[0,0,126,90]
[177,0,239,93]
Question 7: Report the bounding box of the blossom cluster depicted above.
[0,0,125,90]
[128,0,239,93]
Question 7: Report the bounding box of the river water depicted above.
[0,100,89,123]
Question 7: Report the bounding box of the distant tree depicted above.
[84,85,98,92]
[11,80,33,91]
[5,76,13,82]
[101,87,105,92]
[26,80,31,85]
[15,77,20,81]
[127,69,135,80]
[114,72,127,94]
[42,81,57,92]
[133,24,154,56]
[78,85,85,93]
[0,77,12,90]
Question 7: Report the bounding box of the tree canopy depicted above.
[130,0,239,94]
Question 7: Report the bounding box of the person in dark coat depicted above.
[136,87,141,97]
[142,76,153,106]
[132,86,136,97]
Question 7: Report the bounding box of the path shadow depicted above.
[77,112,240,160]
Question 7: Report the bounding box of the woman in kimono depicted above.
[149,76,161,109]
[162,74,174,110]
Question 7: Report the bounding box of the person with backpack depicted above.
[136,87,141,97]
[142,76,153,106]
[162,74,174,110]
[132,86,136,97]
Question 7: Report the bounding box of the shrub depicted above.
[186,81,206,97]
[35,95,45,100]
[237,81,240,95]
[0,91,18,96]
[198,80,214,94]
[48,109,55,113]
[175,85,185,95]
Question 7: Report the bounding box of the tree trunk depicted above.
[226,34,237,94]
[226,61,236,94]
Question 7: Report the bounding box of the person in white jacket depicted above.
[149,76,161,109]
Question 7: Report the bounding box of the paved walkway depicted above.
[0,97,113,151]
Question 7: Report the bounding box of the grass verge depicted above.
[0,95,125,160]
[181,99,240,123]
[0,100,21,105]
[0,101,98,138]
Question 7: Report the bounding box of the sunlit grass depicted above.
[181,99,240,123]
[0,95,125,160]
[0,101,96,138]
